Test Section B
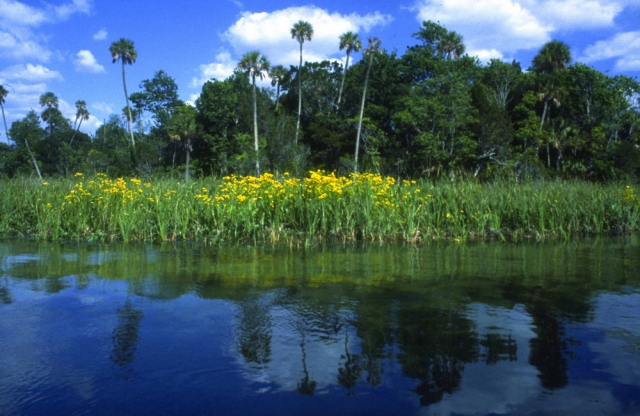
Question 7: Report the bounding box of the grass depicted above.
[0,171,638,244]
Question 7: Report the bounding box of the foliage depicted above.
[0,20,638,185]
[1,173,637,243]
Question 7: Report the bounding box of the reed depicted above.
[1,172,637,243]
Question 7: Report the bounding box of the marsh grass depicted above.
[1,172,637,244]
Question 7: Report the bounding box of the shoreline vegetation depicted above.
[1,172,638,244]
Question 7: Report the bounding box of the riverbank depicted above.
[1,172,638,243]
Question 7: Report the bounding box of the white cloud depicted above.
[412,0,633,64]
[414,0,551,56]
[536,0,622,30]
[471,49,505,63]
[579,31,640,72]
[0,63,63,82]
[93,28,107,41]
[91,102,114,115]
[52,0,91,20]
[0,0,93,62]
[190,50,237,87]
[222,6,392,67]
[0,0,48,27]
[187,94,199,106]
[0,30,52,61]
[73,50,105,73]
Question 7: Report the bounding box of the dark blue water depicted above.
[0,238,638,415]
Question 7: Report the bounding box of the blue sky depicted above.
[1,0,639,144]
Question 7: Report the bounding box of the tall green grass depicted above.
[1,172,637,243]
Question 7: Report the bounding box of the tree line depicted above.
[1,20,638,181]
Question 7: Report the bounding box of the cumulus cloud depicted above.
[580,31,640,71]
[222,6,392,66]
[191,50,237,87]
[0,0,93,62]
[0,0,48,27]
[411,0,632,64]
[191,6,392,90]
[0,31,52,60]
[91,102,114,115]
[535,0,622,30]
[0,63,63,82]
[93,28,107,40]
[73,50,105,73]
[52,0,91,20]
[414,0,551,56]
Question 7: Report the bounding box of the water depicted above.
[0,238,639,415]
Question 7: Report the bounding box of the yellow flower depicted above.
[42,182,49,186]
[74,172,84,177]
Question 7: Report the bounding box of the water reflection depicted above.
[110,298,144,378]
[237,296,272,368]
[0,238,638,415]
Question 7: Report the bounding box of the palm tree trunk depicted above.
[539,100,548,131]
[121,61,136,148]
[295,42,303,143]
[252,74,260,176]
[1,103,9,141]
[69,118,83,146]
[24,138,42,181]
[185,138,191,182]
[355,56,373,173]
[275,83,281,112]
[337,52,351,109]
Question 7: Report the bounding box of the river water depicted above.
[0,238,639,415]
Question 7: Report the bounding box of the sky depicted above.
[0,0,639,144]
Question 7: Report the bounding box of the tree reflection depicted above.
[297,331,317,395]
[528,307,568,390]
[110,298,144,378]
[479,333,518,365]
[396,307,478,406]
[337,324,361,390]
[0,284,12,304]
[237,297,272,368]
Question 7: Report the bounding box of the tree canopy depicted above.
[2,21,638,182]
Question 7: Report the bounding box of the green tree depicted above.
[530,40,571,168]
[482,59,522,110]
[270,65,287,112]
[337,31,361,108]
[39,92,60,136]
[110,38,138,148]
[9,110,43,180]
[239,51,270,176]
[167,104,199,182]
[531,40,571,130]
[437,30,465,60]
[291,20,314,143]
[70,100,89,146]
[355,37,382,172]
[129,70,181,128]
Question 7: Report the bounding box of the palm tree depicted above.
[437,30,465,60]
[337,31,362,109]
[39,91,59,136]
[238,50,270,176]
[70,100,89,146]
[167,104,199,182]
[291,20,314,142]
[532,40,571,131]
[354,37,382,173]
[110,38,138,148]
[269,65,287,112]
[0,84,12,141]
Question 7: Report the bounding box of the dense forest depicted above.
[1,20,639,182]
